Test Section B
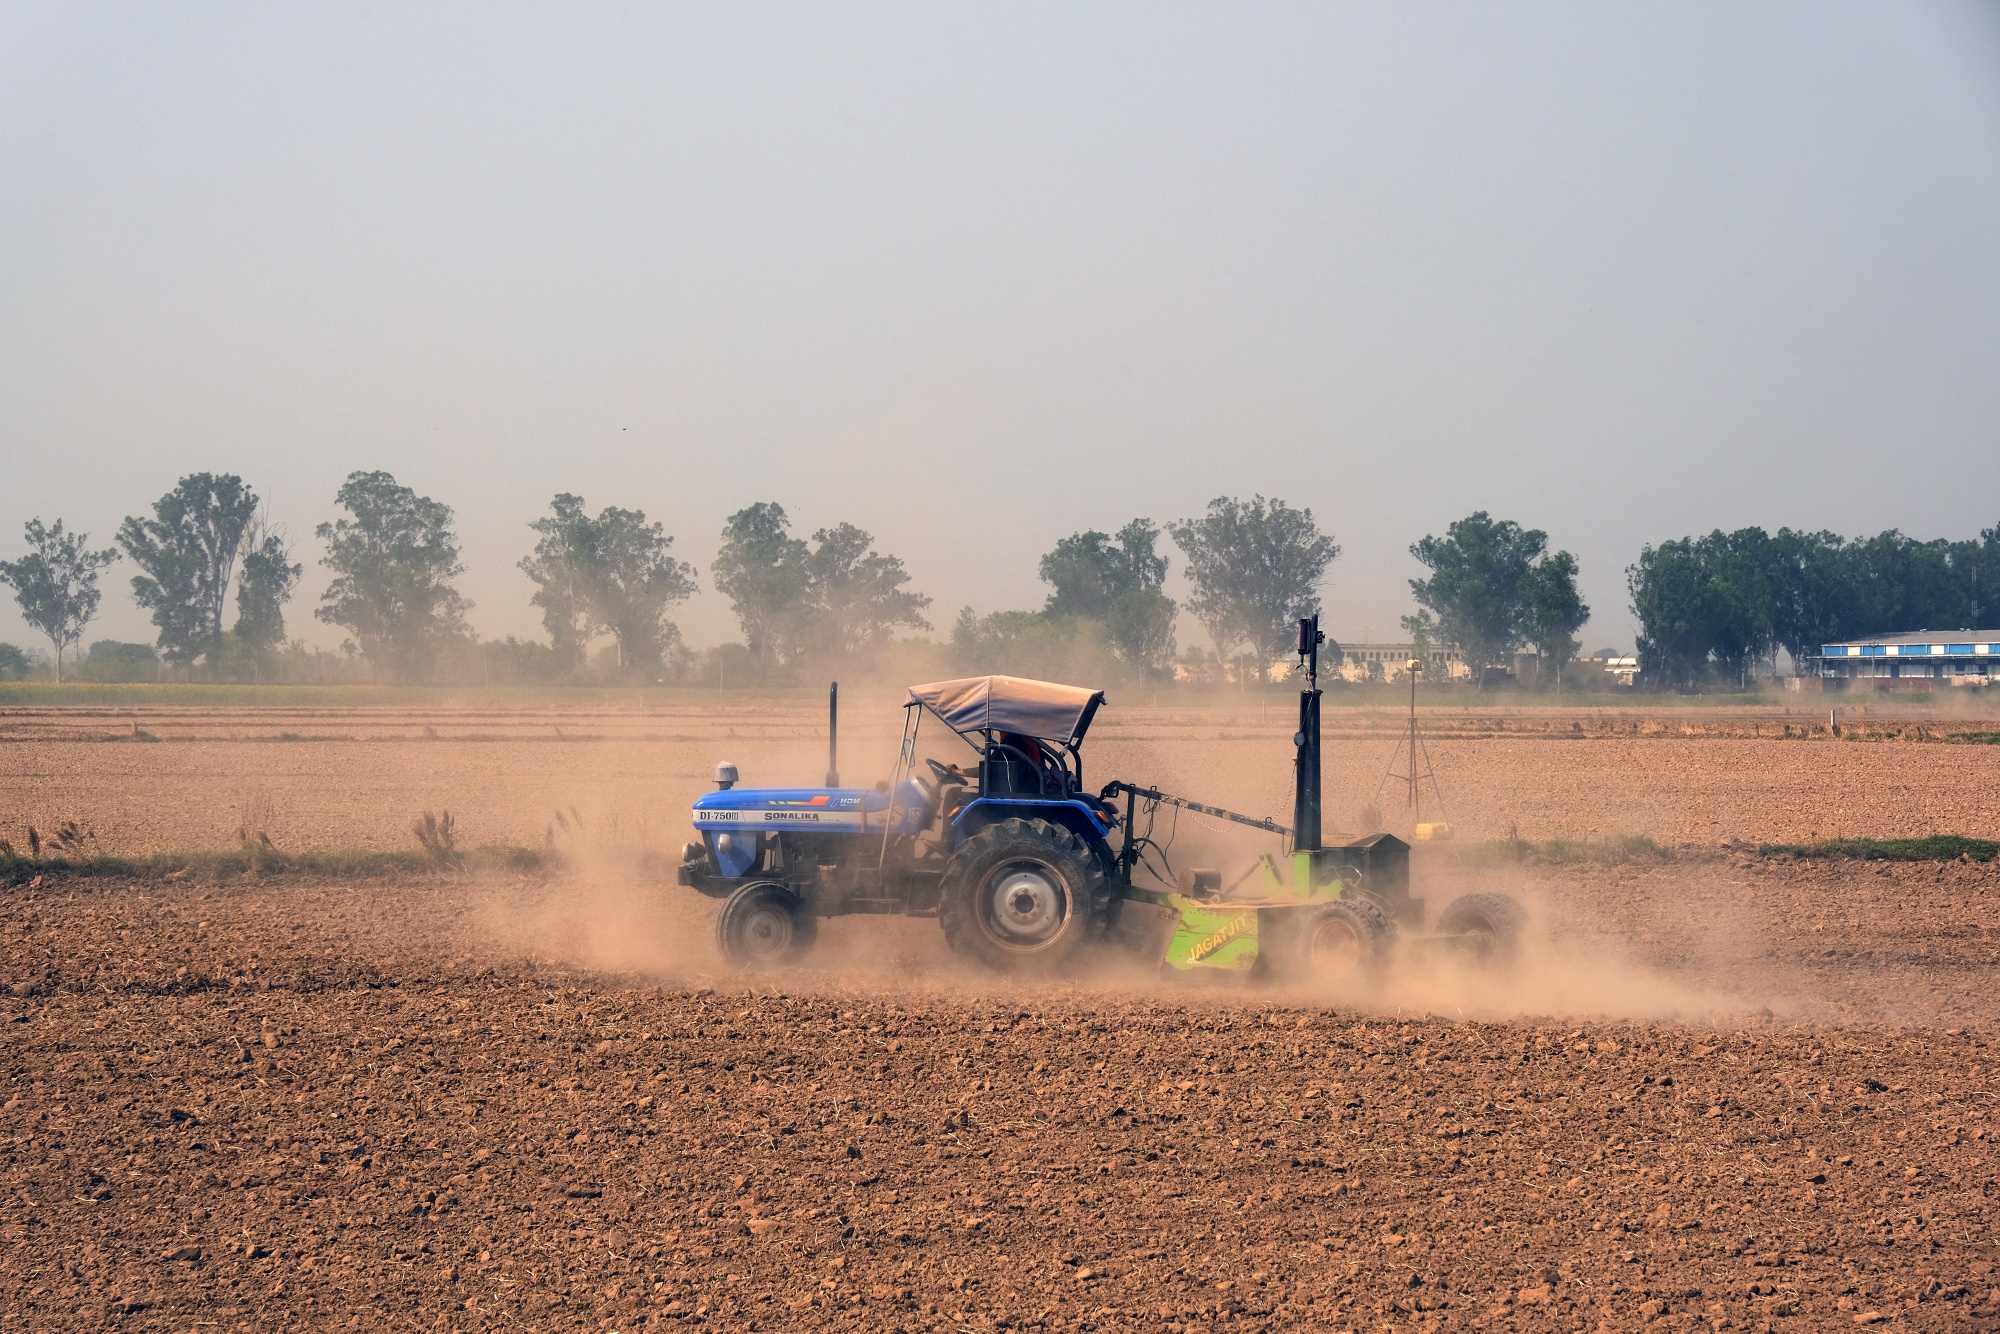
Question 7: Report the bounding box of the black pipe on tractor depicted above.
[827,681,840,787]
[1293,615,1324,853]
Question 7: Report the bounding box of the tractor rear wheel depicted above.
[1270,897,1393,986]
[715,882,817,969]
[939,818,1114,974]
[1435,892,1528,967]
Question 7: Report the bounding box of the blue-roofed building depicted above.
[1817,630,1999,686]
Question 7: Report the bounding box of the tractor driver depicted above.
[990,730,1121,823]
[992,731,1063,796]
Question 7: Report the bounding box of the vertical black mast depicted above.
[1292,615,1324,853]
[827,681,840,787]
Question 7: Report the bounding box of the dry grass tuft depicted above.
[411,810,462,868]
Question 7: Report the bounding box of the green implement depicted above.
[1131,842,1407,980]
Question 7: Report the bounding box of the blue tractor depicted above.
[678,621,1527,979]
[680,674,1127,972]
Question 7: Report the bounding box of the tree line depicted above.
[20,468,1980,692]
[1628,525,2000,689]
[0,473,1371,686]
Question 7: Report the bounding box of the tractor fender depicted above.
[949,798,1114,864]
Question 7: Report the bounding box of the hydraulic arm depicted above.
[1100,781,1291,838]
[1102,778,1291,884]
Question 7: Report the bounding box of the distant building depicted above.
[1334,642,1469,684]
[1817,630,1998,686]
[1600,655,1640,686]
[1537,653,1639,687]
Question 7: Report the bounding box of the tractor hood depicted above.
[693,784,929,835]
[905,675,1106,746]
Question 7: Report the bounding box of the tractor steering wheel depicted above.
[926,757,968,787]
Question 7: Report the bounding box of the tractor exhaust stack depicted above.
[827,681,840,787]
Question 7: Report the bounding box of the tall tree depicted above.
[1627,538,1713,689]
[1040,522,1160,619]
[315,471,471,682]
[117,473,260,671]
[1039,519,1177,673]
[712,503,809,672]
[1763,529,1860,670]
[800,521,931,659]
[584,505,699,673]
[1627,529,1773,689]
[520,494,607,673]
[235,519,302,672]
[1700,529,1776,685]
[0,519,118,681]
[1847,530,1976,635]
[1521,549,1589,685]
[1168,496,1339,667]
[1104,580,1178,676]
[1407,512,1589,688]
[1975,525,2000,629]
[1407,513,1545,681]
[119,518,202,667]
[713,504,930,670]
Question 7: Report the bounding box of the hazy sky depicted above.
[4,3,1999,659]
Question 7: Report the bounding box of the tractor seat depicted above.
[981,751,1058,798]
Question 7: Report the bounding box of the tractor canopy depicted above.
[905,675,1105,747]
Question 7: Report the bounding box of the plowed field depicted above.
[1,700,1996,1330]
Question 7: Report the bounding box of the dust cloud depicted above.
[461,721,913,983]
[463,844,1783,1030]
[451,705,1814,1024]
[11,691,1963,1029]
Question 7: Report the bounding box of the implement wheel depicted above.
[1436,892,1528,967]
[715,882,816,969]
[1265,898,1393,987]
[939,818,1114,974]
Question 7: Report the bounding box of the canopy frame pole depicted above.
[879,707,919,874]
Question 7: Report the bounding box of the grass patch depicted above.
[0,844,554,885]
[1756,835,2000,863]
[1450,832,1676,866]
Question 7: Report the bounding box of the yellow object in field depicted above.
[1413,822,1453,841]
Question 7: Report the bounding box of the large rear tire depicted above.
[939,818,1114,974]
[715,882,817,969]
[1435,892,1528,967]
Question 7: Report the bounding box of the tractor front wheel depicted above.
[939,819,1113,974]
[715,882,817,969]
